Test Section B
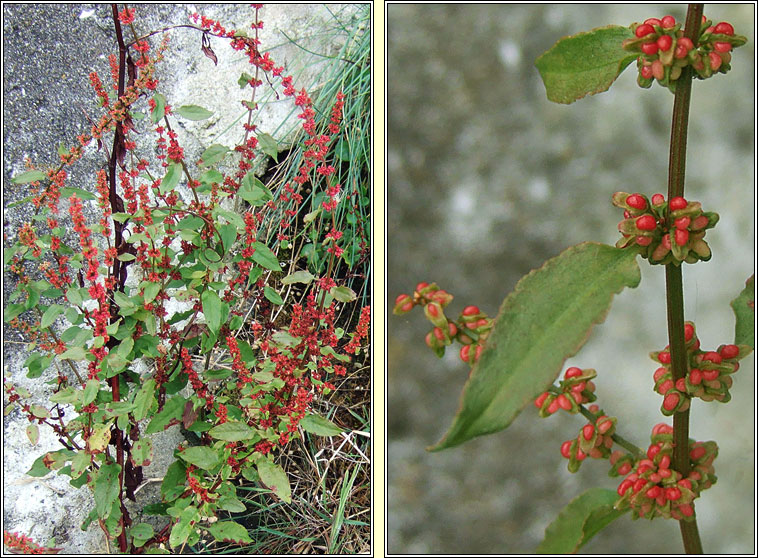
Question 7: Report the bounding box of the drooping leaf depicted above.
[257,459,291,503]
[40,304,64,329]
[177,105,213,121]
[94,463,122,519]
[160,163,182,194]
[201,32,218,66]
[257,132,279,161]
[145,395,186,434]
[26,423,39,445]
[535,25,637,104]
[151,93,166,123]
[730,275,754,348]
[131,438,153,467]
[179,446,221,470]
[537,488,624,554]
[11,169,47,184]
[330,286,357,303]
[250,242,280,271]
[430,242,640,451]
[264,286,283,305]
[207,521,253,545]
[87,421,113,454]
[281,270,315,285]
[199,144,229,166]
[201,289,224,336]
[208,421,258,442]
[169,505,199,548]
[300,413,343,436]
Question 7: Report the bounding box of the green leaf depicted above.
[257,132,279,161]
[330,286,357,303]
[61,187,97,201]
[201,289,224,336]
[208,521,253,545]
[430,242,640,451]
[82,378,100,405]
[208,421,258,442]
[40,304,64,329]
[264,286,283,305]
[238,172,273,206]
[94,463,122,519]
[217,496,246,513]
[169,505,199,548]
[731,275,754,349]
[199,144,229,166]
[70,450,91,479]
[238,72,254,88]
[535,25,637,104]
[133,379,156,421]
[537,488,624,554]
[131,523,155,546]
[87,421,113,453]
[146,395,186,434]
[131,438,153,467]
[250,241,280,271]
[257,459,291,503]
[151,93,166,123]
[26,423,39,445]
[177,104,213,120]
[300,413,343,436]
[161,460,187,501]
[179,446,220,470]
[160,163,182,193]
[12,169,47,184]
[143,281,161,305]
[281,270,314,285]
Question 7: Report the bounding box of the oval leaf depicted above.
[537,488,624,554]
[730,275,754,349]
[179,446,220,470]
[208,421,258,442]
[300,413,343,436]
[201,289,223,336]
[177,104,213,121]
[257,459,291,503]
[11,169,47,184]
[264,286,283,305]
[250,242,280,271]
[208,521,253,545]
[536,25,637,104]
[430,242,640,451]
[281,270,314,285]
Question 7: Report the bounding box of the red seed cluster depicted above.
[534,367,597,417]
[624,15,746,91]
[559,409,617,473]
[612,191,718,265]
[615,424,718,521]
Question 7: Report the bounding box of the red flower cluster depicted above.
[3,530,47,554]
[69,194,100,283]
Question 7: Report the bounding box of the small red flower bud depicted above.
[597,417,613,434]
[582,424,595,441]
[669,196,687,210]
[647,443,661,460]
[653,367,668,381]
[708,51,722,71]
[674,216,691,230]
[674,228,689,246]
[641,41,659,55]
[658,351,671,364]
[633,478,648,493]
[564,366,583,379]
[626,193,647,210]
[678,478,692,490]
[646,485,662,499]
[535,391,550,408]
[560,440,573,458]
[618,462,632,475]
[618,478,634,496]
[651,193,665,205]
[689,368,703,385]
[651,59,665,80]
[426,303,440,318]
[689,445,706,461]
[433,327,445,341]
[661,15,676,28]
[719,344,739,359]
[462,305,480,316]
[675,378,686,392]
[415,282,429,292]
[640,65,654,80]
[657,379,674,395]
[703,351,722,364]
[657,34,673,51]
[448,322,458,337]
[702,368,719,381]
[658,455,671,470]
[636,235,653,246]
[636,215,657,231]
[575,448,586,461]
[556,394,572,411]
[714,22,734,36]
[714,42,732,53]
[691,215,710,229]
[635,23,656,38]
[666,487,682,501]
[679,504,694,517]
[663,392,680,411]
[684,323,695,342]
[459,345,470,362]
[643,17,661,27]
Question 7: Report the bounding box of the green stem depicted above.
[665,4,703,554]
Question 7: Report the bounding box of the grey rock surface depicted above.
[2,3,363,553]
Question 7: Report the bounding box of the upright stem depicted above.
[665,4,703,554]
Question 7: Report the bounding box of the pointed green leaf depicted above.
[201,289,223,336]
[208,421,258,442]
[281,270,314,285]
[256,459,291,503]
[131,438,153,467]
[169,505,199,548]
[160,163,182,193]
[150,93,166,123]
[11,169,47,184]
[177,104,213,121]
[537,488,624,554]
[82,378,100,405]
[430,243,640,451]
[70,450,91,479]
[145,395,187,434]
[731,275,754,349]
[133,379,156,421]
[536,25,637,104]
[26,423,39,445]
[40,304,64,329]
[61,187,97,201]
[179,446,221,470]
[264,286,283,305]
[94,463,122,519]
[207,521,253,544]
[330,285,357,303]
[257,132,279,161]
[300,413,343,436]
[250,242,280,271]
[199,144,229,166]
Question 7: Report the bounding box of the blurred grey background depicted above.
[387,4,754,554]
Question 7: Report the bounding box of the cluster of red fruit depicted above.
[533,366,597,417]
[615,424,717,521]
[393,282,492,365]
[559,405,617,474]
[650,321,751,415]
[623,15,746,91]
[612,191,719,265]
